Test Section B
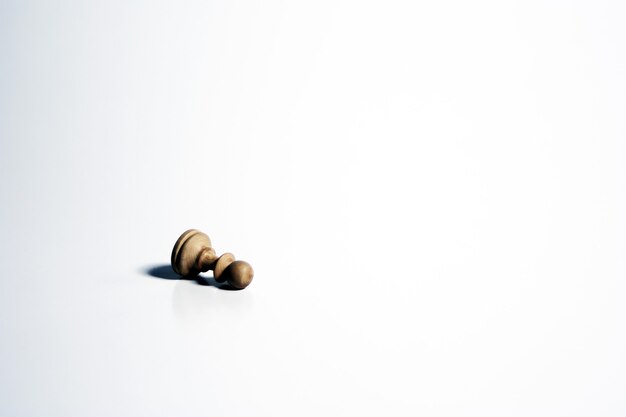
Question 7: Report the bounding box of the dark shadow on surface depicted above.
[194,275,241,291]
[143,264,240,290]
[145,264,180,280]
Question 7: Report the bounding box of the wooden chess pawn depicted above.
[171,229,254,289]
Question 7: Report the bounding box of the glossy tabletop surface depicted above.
[1,1,626,416]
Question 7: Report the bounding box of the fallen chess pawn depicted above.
[171,229,254,289]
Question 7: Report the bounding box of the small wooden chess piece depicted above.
[171,229,254,289]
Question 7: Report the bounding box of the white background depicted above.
[1,0,626,416]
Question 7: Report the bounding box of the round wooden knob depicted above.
[222,260,254,289]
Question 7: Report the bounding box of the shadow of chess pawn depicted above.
[171,229,254,289]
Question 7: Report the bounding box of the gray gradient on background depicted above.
[1,1,626,416]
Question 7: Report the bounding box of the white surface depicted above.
[1,1,626,416]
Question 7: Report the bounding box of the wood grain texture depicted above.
[171,229,254,289]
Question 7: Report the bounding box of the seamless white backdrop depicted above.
[1,1,626,416]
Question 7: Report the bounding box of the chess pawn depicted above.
[171,229,254,289]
